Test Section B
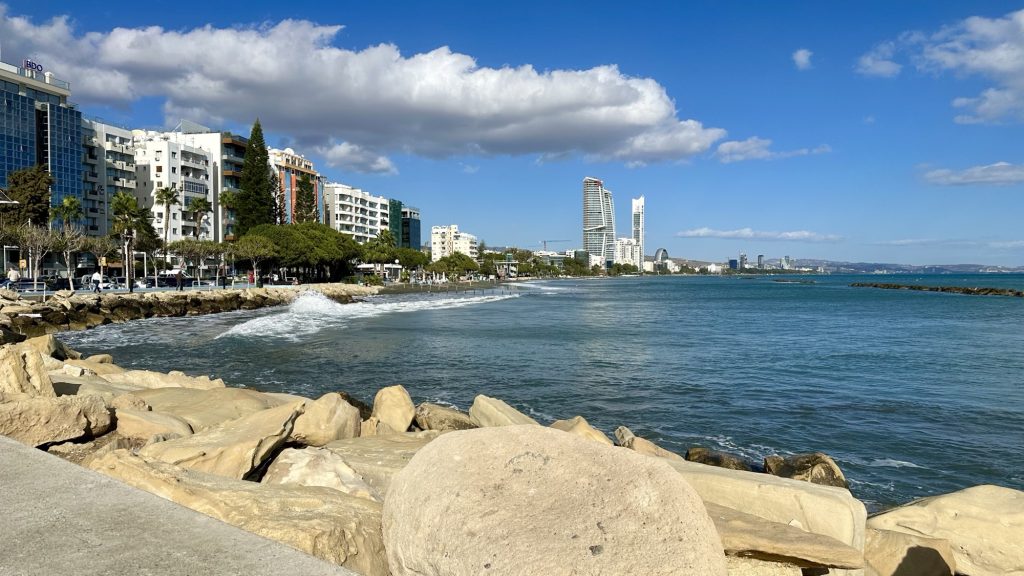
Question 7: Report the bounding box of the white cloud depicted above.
[0,8,730,168]
[675,227,842,243]
[856,41,902,77]
[857,9,1024,122]
[924,162,1024,186]
[989,240,1024,249]
[318,142,397,174]
[792,48,813,70]
[715,137,831,164]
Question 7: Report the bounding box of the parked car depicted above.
[78,274,117,290]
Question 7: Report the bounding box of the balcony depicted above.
[83,172,99,183]
[104,141,131,154]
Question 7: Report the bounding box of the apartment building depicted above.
[133,132,214,242]
[430,224,478,261]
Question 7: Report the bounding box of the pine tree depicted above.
[294,173,318,223]
[1,165,53,226]
[236,119,274,236]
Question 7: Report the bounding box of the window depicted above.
[171,167,176,174]
[156,165,162,173]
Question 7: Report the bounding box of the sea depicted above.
[58,274,1024,512]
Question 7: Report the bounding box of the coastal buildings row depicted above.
[0,57,421,250]
[581,177,645,269]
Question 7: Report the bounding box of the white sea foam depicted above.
[866,458,924,469]
[217,290,518,341]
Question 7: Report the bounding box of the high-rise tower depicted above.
[631,196,645,269]
[582,177,615,266]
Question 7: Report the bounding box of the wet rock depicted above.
[686,446,754,471]
[414,402,478,432]
[764,452,848,488]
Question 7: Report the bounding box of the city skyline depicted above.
[1,2,1022,265]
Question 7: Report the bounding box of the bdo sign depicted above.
[23,60,44,73]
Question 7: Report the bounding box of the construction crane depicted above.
[540,239,570,251]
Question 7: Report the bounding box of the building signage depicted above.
[23,59,44,73]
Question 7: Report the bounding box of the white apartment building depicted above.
[133,132,214,242]
[430,225,478,261]
[81,119,137,236]
[614,237,642,268]
[324,182,389,244]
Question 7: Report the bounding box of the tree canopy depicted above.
[293,173,318,223]
[245,222,360,281]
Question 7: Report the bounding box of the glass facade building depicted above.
[582,176,615,266]
[0,61,82,224]
[401,206,421,250]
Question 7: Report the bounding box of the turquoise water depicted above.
[59,274,1024,511]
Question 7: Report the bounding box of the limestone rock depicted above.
[468,394,539,427]
[0,395,112,447]
[50,372,143,402]
[100,369,225,390]
[371,385,415,433]
[64,358,125,375]
[764,452,849,488]
[291,393,361,446]
[337,391,372,420]
[111,393,149,411]
[130,387,288,431]
[324,432,439,497]
[85,353,114,364]
[0,345,55,398]
[614,425,684,460]
[359,416,399,437]
[687,446,754,471]
[863,527,954,576]
[115,408,194,440]
[867,484,1023,576]
[665,459,867,565]
[414,402,478,432]
[263,447,378,502]
[21,334,80,360]
[383,425,727,576]
[139,401,304,479]
[726,557,801,575]
[550,415,613,446]
[705,502,862,569]
[89,450,388,576]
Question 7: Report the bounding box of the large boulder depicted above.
[550,415,613,446]
[764,452,848,488]
[128,387,288,431]
[863,527,955,576]
[139,401,304,479]
[64,358,125,375]
[323,432,439,497]
[0,345,55,399]
[867,485,1023,576]
[468,394,539,427]
[49,372,143,402]
[115,408,194,440]
[100,369,225,390]
[705,502,862,569]
[370,385,415,433]
[383,425,727,576]
[664,459,867,567]
[291,393,361,446]
[89,450,388,576]
[686,446,754,471]
[20,334,80,360]
[614,426,684,460]
[414,402,477,432]
[262,447,378,502]
[0,395,112,447]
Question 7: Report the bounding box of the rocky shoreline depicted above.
[0,283,379,344]
[2,331,1021,575]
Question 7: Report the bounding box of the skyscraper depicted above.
[582,177,615,266]
[631,196,645,269]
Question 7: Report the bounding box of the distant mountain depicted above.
[795,259,1024,274]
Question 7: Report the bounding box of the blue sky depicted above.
[4,1,1023,265]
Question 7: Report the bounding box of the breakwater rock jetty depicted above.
[850,282,1024,298]
[0,283,379,344]
[3,339,1023,575]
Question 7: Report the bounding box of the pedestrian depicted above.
[91,270,102,293]
[248,271,254,285]
[176,270,184,292]
[7,268,20,283]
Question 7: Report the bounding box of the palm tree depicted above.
[110,191,147,293]
[52,196,83,229]
[188,197,212,239]
[154,187,179,269]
